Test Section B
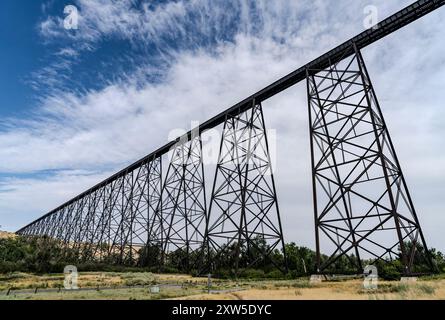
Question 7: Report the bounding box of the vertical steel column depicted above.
[307,43,434,274]
[154,135,207,271]
[206,102,286,275]
[143,157,163,267]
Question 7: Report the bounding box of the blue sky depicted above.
[0,1,43,117]
[1,0,445,253]
[0,1,165,119]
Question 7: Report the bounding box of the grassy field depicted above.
[0,272,202,290]
[182,279,445,300]
[1,272,445,300]
[0,272,226,300]
[0,286,202,300]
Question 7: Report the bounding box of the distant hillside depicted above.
[0,231,16,239]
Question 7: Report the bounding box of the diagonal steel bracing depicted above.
[19,158,163,266]
[153,135,207,272]
[306,43,434,274]
[205,102,286,274]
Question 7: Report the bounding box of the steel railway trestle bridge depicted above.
[17,0,444,275]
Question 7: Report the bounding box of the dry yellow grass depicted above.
[0,272,221,291]
[0,231,16,239]
[0,272,120,290]
[177,279,445,300]
[2,272,445,300]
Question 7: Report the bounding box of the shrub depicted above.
[240,268,265,279]
[373,260,402,280]
[213,269,231,279]
[123,278,147,286]
[266,270,284,279]
[0,261,21,274]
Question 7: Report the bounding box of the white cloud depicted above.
[2,0,445,254]
[56,47,79,57]
[0,170,112,229]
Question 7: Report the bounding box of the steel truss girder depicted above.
[306,43,434,275]
[205,102,287,274]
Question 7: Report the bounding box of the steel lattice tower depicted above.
[154,135,208,271]
[205,102,286,274]
[306,43,434,274]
